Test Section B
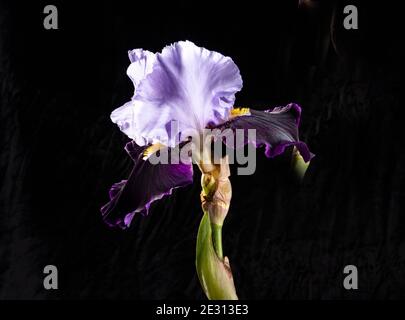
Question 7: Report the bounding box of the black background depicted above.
[0,0,404,299]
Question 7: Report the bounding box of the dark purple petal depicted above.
[101,141,193,229]
[217,103,313,162]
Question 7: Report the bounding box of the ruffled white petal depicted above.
[126,49,156,94]
[111,41,243,147]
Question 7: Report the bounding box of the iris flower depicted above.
[102,41,313,299]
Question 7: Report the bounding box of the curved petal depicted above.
[127,49,156,94]
[216,103,314,162]
[101,141,194,229]
[110,100,149,146]
[115,41,243,147]
[110,49,157,146]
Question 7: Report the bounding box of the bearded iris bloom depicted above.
[102,41,313,299]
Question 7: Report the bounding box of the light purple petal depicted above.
[101,141,193,229]
[111,41,243,147]
[126,49,156,94]
[110,100,149,146]
[110,49,156,145]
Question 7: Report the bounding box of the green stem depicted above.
[195,211,237,300]
[211,223,223,260]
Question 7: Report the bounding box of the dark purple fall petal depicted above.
[101,141,193,229]
[217,103,314,162]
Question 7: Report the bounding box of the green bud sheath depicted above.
[291,146,310,180]
[196,211,237,300]
[196,156,238,300]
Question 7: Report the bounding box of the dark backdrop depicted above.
[0,0,404,299]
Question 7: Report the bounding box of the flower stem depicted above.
[196,211,237,300]
[196,156,238,300]
[211,223,223,260]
